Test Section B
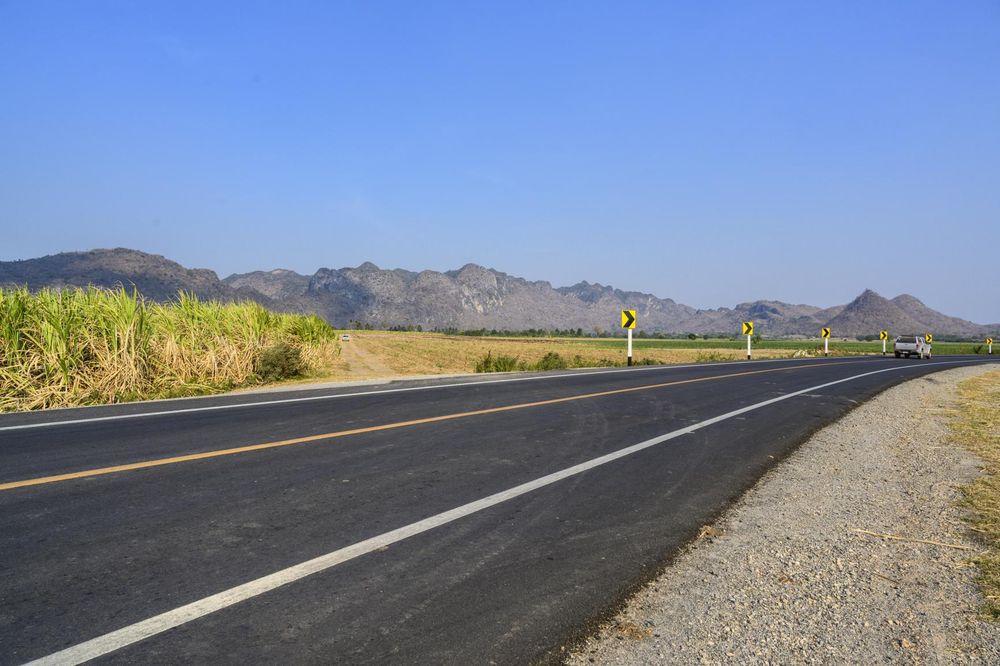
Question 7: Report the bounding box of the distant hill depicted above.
[826,290,925,338]
[889,294,989,338]
[0,248,278,307]
[2,248,996,338]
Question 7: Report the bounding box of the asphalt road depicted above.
[2,355,997,665]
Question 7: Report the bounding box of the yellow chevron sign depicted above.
[742,321,753,336]
[988,337,994,345]
[821,327,831,338]
[621,310,636,329]
[925,333,933,343]
[879,330,888,341]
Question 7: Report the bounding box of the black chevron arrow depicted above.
[622,310,635,328]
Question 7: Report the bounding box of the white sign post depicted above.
[742,322,754,360]
[621,310,636,366]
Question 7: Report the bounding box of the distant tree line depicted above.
[341,322,990,342]
[342,323,735,338]
[453,327,588,338]
[856,333,985,342]
[346,320,424,332]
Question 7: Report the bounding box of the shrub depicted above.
[475,352,522,373]
[534,352,568,371]
[257,342,304,381]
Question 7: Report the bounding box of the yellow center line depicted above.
[0,361,856,491]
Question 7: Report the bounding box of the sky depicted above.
[1,1,998,322]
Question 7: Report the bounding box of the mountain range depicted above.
[1,248,996,338]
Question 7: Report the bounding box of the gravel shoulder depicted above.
[567,365,1000,665]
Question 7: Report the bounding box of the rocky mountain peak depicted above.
[892,294,925,310]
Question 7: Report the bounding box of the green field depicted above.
[577,337,993,356]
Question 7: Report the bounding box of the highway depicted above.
[1,355,997,665]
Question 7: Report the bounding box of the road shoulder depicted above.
[568,365,1000,664]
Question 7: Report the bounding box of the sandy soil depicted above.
[336,337,396,378]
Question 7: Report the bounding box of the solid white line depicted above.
[0,356,862,432]
[24,359,982,666]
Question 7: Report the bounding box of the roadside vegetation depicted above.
[473,350,658,373]
[951,369,1000,618]
[0,287,339,411]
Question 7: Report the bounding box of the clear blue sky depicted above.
[2,2,998,322]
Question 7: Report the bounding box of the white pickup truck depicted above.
[894,335,931,359]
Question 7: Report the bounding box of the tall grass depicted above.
[0,287,339,411]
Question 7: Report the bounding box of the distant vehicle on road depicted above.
[894,335,931,359]
[340,334,351,342]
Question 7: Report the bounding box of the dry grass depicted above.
[324,331,804,380]
[0,287,340,411]
[951,369,1000,618]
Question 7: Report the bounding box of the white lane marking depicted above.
[0,356,868,432]
[23,359,983,666]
